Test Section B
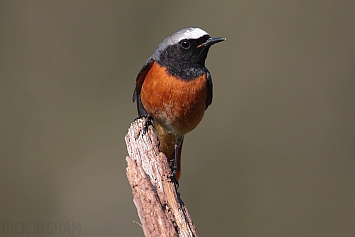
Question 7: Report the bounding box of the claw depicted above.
[170,171,180,189]
[134,114,155,137]
[133,115,143,122]
[142,115,154,134]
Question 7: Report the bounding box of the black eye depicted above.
[180,40,190,49]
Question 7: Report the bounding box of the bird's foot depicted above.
[169,159,179,189]
[142,115,154,134]
[170,170,179,189]
[134,115,154,135]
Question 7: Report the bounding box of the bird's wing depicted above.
[132,57,155,116]
[206,70,213,109]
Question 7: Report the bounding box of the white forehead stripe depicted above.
[163,27,209,46]
[176,28,208,40]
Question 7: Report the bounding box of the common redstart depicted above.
[133,27,225,180]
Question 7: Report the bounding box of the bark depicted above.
[125,117,197,237]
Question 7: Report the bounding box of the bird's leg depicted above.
[171,135,184,187]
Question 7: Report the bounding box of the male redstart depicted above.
[133,27,225,180]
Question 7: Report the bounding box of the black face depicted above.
[156,35,211,80]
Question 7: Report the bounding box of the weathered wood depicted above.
[125,117,197,237]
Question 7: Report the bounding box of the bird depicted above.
[133,27,225,180]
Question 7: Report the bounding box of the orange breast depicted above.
[140,62,208,136]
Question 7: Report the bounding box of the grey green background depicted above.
[1,1,355,236]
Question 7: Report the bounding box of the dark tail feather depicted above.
[175,137,184,180]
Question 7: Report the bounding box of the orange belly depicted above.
[140,62,208,136]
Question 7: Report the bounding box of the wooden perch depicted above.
[125,117,197,237]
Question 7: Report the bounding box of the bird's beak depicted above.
[197,37,226,48]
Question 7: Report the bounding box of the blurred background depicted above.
[1,1,354,236]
